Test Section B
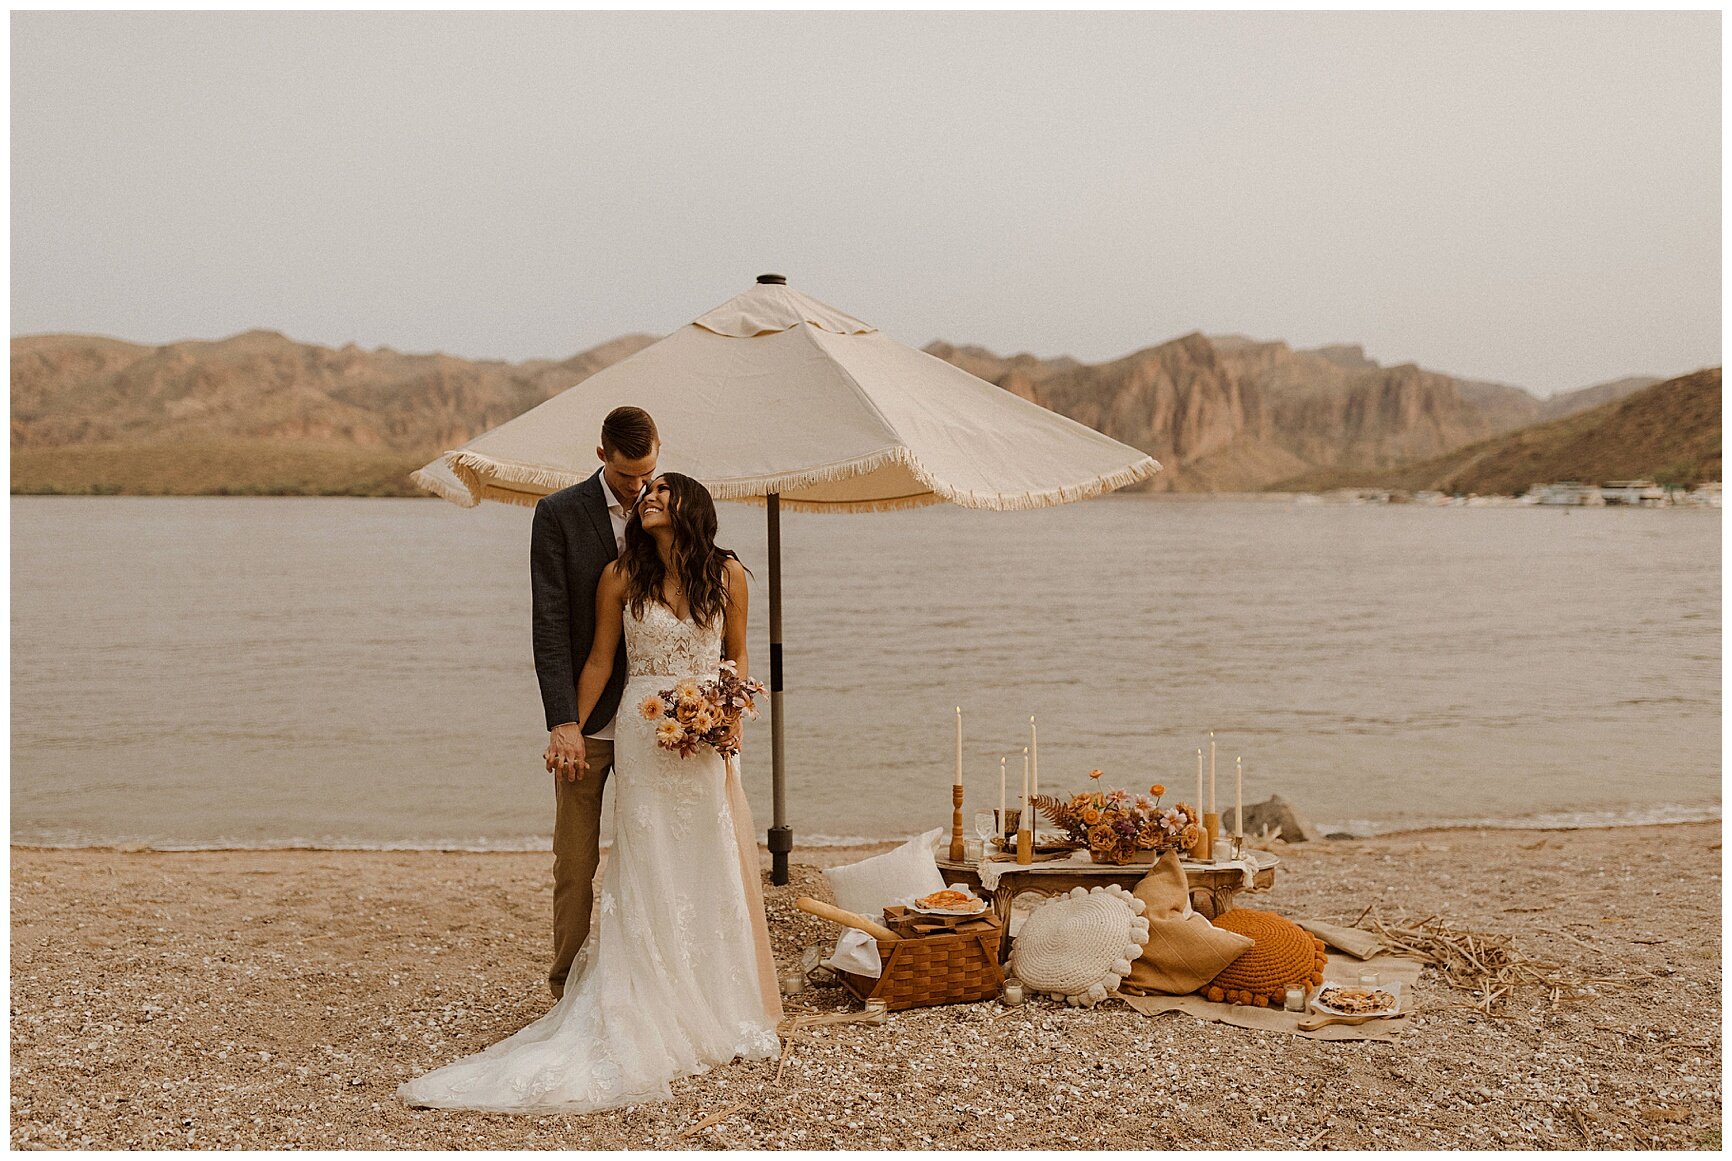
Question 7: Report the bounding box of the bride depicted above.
[398,473,783,1113]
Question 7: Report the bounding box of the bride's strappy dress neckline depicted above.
[396,601,782,1114]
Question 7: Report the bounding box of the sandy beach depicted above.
[11,822,1720,1150]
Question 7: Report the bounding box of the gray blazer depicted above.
[530,469,628,734]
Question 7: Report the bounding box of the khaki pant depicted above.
[549,735,614,999]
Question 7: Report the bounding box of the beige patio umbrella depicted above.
[414,275,1161,881]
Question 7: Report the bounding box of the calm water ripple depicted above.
[10,496,1721,848]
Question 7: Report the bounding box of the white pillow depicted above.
[1010,884,1151,1007]
[823,827,947,920]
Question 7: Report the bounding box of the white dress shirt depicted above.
[585,473,635,741]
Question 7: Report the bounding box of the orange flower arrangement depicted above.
[1034,774,1201,864]
[639,661,765,759]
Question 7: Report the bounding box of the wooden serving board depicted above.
[884,905,1000,939]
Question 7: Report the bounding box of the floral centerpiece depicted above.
[639,660,765,759]
[1033,771,1202,864]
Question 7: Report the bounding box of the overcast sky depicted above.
[11,11,1720,395]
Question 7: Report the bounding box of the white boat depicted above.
[1600,480,1669,507]
[1525,482,1605,506]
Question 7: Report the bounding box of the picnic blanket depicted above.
[1118,952,1422,1041]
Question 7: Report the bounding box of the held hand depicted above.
[545,723,589,782]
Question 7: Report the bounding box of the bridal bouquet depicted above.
[638,660,766,760]
[1033,774,1201,864]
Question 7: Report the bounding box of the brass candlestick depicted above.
[1192,819,1212,861]
[949,784,966,863]
[1203,811,1222,862]
[1016,824,1033,865]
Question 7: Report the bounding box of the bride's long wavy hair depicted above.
[618,473,744,631]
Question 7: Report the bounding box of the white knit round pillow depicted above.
[1009,884,1150,1007]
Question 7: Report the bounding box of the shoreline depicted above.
[12,820,1721,1148]
[11,488,1722,504]
[12,810,1723,857]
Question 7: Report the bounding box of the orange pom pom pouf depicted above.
[1201,908,1327,1007]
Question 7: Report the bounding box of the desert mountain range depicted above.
[10,327,1708,497]
[1275,368,1721,496]
[923,336,1670,492]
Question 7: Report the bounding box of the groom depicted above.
[531,405,660,999]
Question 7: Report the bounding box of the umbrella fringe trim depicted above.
[409,464,482,508]
[424,446,1163,512]
[446,452,590,507]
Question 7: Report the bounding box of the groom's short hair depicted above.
[600,407,659,460]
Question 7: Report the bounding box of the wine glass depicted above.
[973,811,997,857]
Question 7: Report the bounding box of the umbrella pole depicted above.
[766,492,792,886]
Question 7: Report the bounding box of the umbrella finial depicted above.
[756,273,787,285]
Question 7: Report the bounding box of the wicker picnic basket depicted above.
[838,910,1005,1011]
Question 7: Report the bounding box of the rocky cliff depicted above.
[921,333,1650,492]
[1274,368,1721,495]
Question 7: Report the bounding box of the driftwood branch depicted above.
[1353,906,1591,1014]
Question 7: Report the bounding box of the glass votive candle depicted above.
[1001,980,1025,1007]
[862,999,889,1023]
[1283,986,1306,1012]
[1358,970,1381,987]
[778,968,806,995]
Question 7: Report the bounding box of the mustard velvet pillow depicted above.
[1130,850,1191,919]
[1120,852,1254,996]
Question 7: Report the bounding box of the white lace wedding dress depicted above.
[397,601,783,1114]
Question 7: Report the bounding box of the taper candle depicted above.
[1029,716,1038,806]
[1016,745,1033,865]
[1196,748,1204,815]
[954,707,963,787]
[1209,732,1217,815]
[999,755,1007,824]
[1236,755,1244,838]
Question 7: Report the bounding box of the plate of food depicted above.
[901,887,989,916]
[989,831,1078,854]
[1310,980,1403,1017]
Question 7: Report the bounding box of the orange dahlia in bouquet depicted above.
[639,660,765,759]
[1034,776,1201,864]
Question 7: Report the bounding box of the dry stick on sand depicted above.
[1570,1105,1595,1146]
[1353,907,1593,1014]
[679,1004,884,1137]
[678,1100,753,1139]
[682,1039,796,1143]
[773,1031,801,1086]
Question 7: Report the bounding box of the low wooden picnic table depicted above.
[935,848,1280,962]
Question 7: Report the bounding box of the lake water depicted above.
[10,496,1720,849]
